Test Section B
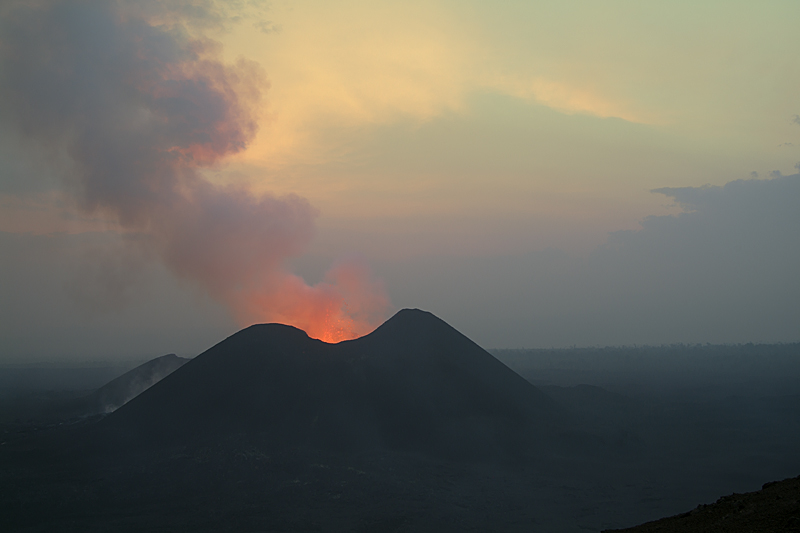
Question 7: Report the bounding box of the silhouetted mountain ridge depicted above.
[104,309,558,460]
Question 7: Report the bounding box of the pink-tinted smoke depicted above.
[232,259,390,343]
[0,0,390,340]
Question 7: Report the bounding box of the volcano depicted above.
[103,309,557,460]
[85,353,188,414]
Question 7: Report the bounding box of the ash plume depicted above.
[0,0,388,341]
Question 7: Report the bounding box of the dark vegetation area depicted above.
[1,311,798,532]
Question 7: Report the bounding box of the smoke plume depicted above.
[0,0,389,342]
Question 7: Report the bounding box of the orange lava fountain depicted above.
[230,259,390,343]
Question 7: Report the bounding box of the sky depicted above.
[1,0,799,360]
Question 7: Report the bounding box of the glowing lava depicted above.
[230,259,390,343]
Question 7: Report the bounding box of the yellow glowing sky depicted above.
[5,0,800,256]
[194,0,800,257]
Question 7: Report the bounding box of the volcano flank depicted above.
[103,309,556,460]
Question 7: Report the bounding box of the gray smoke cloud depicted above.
[0,0,388,342]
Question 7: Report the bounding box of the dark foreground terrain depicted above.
[1,310,799,532]
[606,475,800,532]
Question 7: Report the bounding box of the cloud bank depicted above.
[378,174,800,347]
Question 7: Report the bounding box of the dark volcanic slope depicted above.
[605,475,800,533]
[104,309,557,459]
[85,353,188,414]
[0,354,189,422]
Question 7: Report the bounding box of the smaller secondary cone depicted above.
[87,354,188,414]
[103,309,559,460]
[34,354,189,421]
